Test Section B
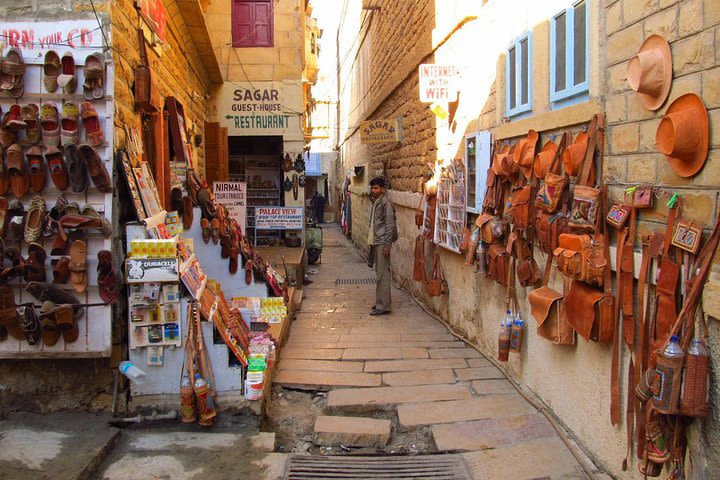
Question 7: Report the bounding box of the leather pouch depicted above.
[606,204,630,229]
[633,186,653,208]
[412,235,426,283]
[426,249,448,296]
[487,242,508,286]
[510,185,532,229]
[517,257,541,287]
[680,352,710,417]
[569,185,601,231]
[652,351,683,414]
[483,169,499,211]
[670,221,702,254]
[506,231,531,259]
[459,227,471,254]
[535,172,568,213]
[565,280,614,342]
[553,233,606,286]
[530,286,574,344]
[476,214,494,243]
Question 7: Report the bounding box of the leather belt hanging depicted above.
[652,204,680,363]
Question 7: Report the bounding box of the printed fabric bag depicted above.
[568,115,603,232]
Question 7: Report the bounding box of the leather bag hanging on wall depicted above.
[134,29,156,112]
[426,247,448,296]
[568,115,604,232]
[413,235,427,284]
[535,133,569,213]
[529,255,575,345]
[487,242,509,286]
[415,194,425,228]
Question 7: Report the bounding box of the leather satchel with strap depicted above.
[426,247,448,296]
[568,115,603,232]
[413,234,427,284]
[535,133,569,213]
[529,253,575,345]
[415,194,425,228]
[487,241,509,286]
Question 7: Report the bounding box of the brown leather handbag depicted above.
[535,133,568,213]
[510,185,532,229]
[530,258,574,344]
[565,280,614,342]
[476,213,494,243]
[553,232,607,287]
[487,242,509,286]
[426,248,448,296]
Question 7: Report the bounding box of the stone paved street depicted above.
[274,226,597,479]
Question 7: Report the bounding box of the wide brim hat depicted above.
[656,93,708,178]
[514,130,539,179]
[492,144,511,176]
[627,35,672,111]
[534,140,558,179]
[562,131,588,176]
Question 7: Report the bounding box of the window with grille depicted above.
[232,0,274,48]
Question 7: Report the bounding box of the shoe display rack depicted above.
[245,156,281,246]
[0,19,115,358]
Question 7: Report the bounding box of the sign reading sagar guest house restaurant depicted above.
[219,82,303,139]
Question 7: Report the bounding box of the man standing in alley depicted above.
[367,176,397,315]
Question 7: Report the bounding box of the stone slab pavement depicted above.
[275,226,599,478]
[0,412,120,480]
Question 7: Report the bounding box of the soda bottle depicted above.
[498,310,511,362]
[194,374,217,426]
[119,361,146,384]
[510,313,525,353]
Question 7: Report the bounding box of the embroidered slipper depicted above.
[78,144,111,192]
[229,247,239,274]
[80,102,103,146]
[201,218,211,244]
[39,300,60,346]
[23,242,47,282]
[82,52,105,100]
[97,250,118,305]
[43,196,67,238]
[245,258,252,285]
[60,102,79,145]
[0,148,10,195]
[1,48,26,98]
[6,143,29,199]
[3,104,26,132]
[45,146,69,191]
[186,168,202,205]
[16,302,39,345]
[69,239,87,293]
[24,196,46,243]
[20,103,40,146]
[80,204,112,236]
[58,52,77,94]
[52,256,70,284]
[54,303,78,343]
[26,147,46,193]
[39,103,60,147]
[43,50,60,93]
[210,218,220,244]
[65,143,87,193]
[0,126,13,149]
[197,188,216,218]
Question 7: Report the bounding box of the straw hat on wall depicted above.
[627,35,673,111]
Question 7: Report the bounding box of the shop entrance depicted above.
[228,135,284,245]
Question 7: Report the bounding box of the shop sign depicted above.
[0,20,98,51]
[255,207,304,230]
[213,181,247,231]
[217,82,303,139]
[136,0,168,44]
[418,64,461,102]
[126,258,179,283]
[360,118,402,144]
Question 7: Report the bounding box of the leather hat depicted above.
[656,93,708,178]
[514,130,539,179]
[534,140,558,179]
[627,35,672,111]
[491,144,511,176]
[563,131,588,177]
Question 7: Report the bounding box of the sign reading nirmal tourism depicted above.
[213,181,247,231]
[418,64,461,102]
[360,119,402,144]
[218,82,303,140]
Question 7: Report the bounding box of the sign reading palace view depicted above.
[360,118,402,144]
[218,82,303,139]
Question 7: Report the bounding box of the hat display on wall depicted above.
[627,35,673,111]
[656,93,708,178]
[534,140,558,179]
[562,131,588,176]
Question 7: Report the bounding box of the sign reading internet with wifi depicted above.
[418,64,461,102]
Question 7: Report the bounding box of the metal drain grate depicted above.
[284,454,473,479]
[335,278,377,285]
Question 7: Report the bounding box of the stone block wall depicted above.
[112,0,213,172]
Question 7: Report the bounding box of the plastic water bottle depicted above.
[681,339,710,416]
[663,335,684,358]
[498,310,512,362]
[687,339,708,357]
[475,242,486,273]
[119,361,146,384]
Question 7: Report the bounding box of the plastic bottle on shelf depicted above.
[119,361,146,384]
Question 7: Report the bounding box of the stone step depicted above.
[274,370,382,389]
[398,395,535,427]
[431,413,557,451]
[364,358,468,372]
[284,341,465,350]
[454,367,506,381]
[471,379,517,395]
[342,347,429,360]
[277,359,365,372]
[327,384,472,411]
[280,348,343,360]
[467,358,493,368]
[382,369,457,387]
[313,416,391,448]
[461,437,585,479]
[428,348,483,359]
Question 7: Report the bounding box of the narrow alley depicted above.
[267,226,595,479]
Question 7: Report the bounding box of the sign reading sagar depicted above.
[225,88,292,130]
[360,119,401,144]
